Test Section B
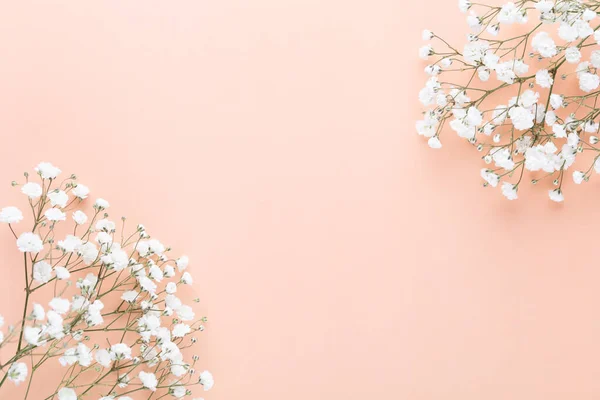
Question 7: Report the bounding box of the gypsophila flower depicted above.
[35,162,61,179]
[94,198,110,209]
[48,190,69,208]
[0,163,211,397]
[199,370,214,391]
[549,188,564,202]
[139,371,158,391]
[417,1,600,201]
[72,210,88,225]
[7,362,27,385]
[33,261,53,284]
[17,232,43,253]
[45,207,66,221]
[21,182,42,199]
[535,69,553,88]
[0,206,23,223]
[71,184,89,199]
[57,387,77,400]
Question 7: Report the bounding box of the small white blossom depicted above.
[139,371,158,391]
[72,184,89,199]
[200,370,214,391]
[0,206,23,224]
[21,182,42,199]
[35,162,61,179]
[8,362,27,385]
[33,261,53,283]
[45,208,66,221]
[57,387,77,400]
[17,232,43,253]
[72,210,88,225]
[48,190,68,208]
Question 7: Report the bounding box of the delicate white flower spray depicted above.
[417,0,600,202]
[0,163,213,398]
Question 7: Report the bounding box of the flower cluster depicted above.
[0,162,213,399]
[417,0,600,201]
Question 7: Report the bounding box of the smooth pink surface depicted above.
[0,0,600,399]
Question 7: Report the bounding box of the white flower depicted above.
[545,111,557,126]
[584,9,597,21]
[181,272,193,285]
[172,386,187,398]
[94,198,110,209]
[57,235,81,253]
[96,219,116,232]
[78,242,99,265]
[172,323,191,338]
[200,370,214,391]
[422,29,433,40]
[45,208,66,221]
[579,72,600,92]
[525,143,560,172]
[535,69,553,88]
[149,265,164,282]
[532,32,557,58]
[508,106,534,130]
[72,184,90,199]
[0,206,23,223]
[535,0,553,13]
[516,90,539,108]
[591,51,600,69]
[419,45,433,60]
[17,232,44,253]
[558,23,578,42]
[95,349,112,368]
[166,282,177,294]
[552,124,566,138]
[139,371,158,391]
[48,190,69,208]
[501,182,518,200]
[480,169,499,187]
[427,137,442,149]
[467,14,482,32]
[24,326,42,346]
[110,343,132,360]
[138,276,157,294]
[21,182,42,199]
[57,387,77,400]
[550,94,563,110]
[463,40,489,65]
[498,2,526,25]
[49,297,70,314]
[565,47,581,64]
[459,0,471,13]
[549,188,564,202]
[573,171,586,184]
[31,303,45,320]
[72,210,88,225]
[8,362,28,385]
[176,255,189,271]
[35,162,61,179]
[121,290,139,303]
[33,261,53,283]
[164,264,176,278]
[491,147,514,170]
[177,305,195,321]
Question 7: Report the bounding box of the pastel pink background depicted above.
[0,0,599,399]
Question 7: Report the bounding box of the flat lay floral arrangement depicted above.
[417,0,600,201]
[0,162,213,399]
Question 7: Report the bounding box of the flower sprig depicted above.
[417,0,600,201]
[0,162,213,399]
